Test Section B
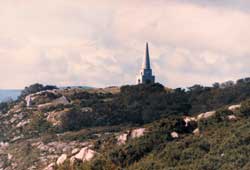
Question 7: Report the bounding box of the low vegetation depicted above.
[56,101,250,170]
[2,78,250,170]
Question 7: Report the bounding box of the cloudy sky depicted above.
[1,0,250,89]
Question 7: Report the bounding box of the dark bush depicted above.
[109,117,186,167]
[28,112,53,133]
[240,99,250,116]
[0,102,11,113]
[20,83,58,98]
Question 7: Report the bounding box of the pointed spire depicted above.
[143,42,151,69]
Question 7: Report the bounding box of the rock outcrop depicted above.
[117,133,128,145]
[73,147,97,162]
[228,104,241,111]
[117,128,146,145]
[56,154,67,165]
[131,128,146,138]
[197,111,216,120]
[171,132,179,138]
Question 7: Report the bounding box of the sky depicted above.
[1,0,250,89]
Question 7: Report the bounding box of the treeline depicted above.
[61,83,190,130]
[56,98,250,170]
[188,77,250,113]
[58,77,250,130]
[19,83,58,99]
[9,77,250,131]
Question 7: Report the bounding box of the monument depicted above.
[137,43,155,84]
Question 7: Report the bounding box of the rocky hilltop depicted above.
[2,80,250,170]
[0,86,122,170]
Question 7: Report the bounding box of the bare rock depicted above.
[171,132,179,138]
[117,133,128,145]
[10,117,17,124]
[16,119,30,128]
[37,143,50,151]
[184,116,197,126]
[8,153,13,160]
[71,148,80,155]
[131,128,146,139]
[228,104,241,111]
[0,142,9,148]
[197,111,216,120]
[38,96,69,110]
[53,96,69,105]
[193,128,200,136]
[11,135,24,142]
[25,95,32,107]
[56,154,67,165]
[74,147,96,162]
[43,163,55,170]
[13,113,24,120]
[228,115,237,121]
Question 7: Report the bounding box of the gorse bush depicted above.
[58,84,191,130]
[0,101,11,113]
[239,99,250,116]
[50,80,250,170]
[108,117,187,168]
[60,107,96,131]
[19,83,58,99]
[54,80,250,132]
[28,111,53,133]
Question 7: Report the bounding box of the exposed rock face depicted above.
[25,95,32,107]
[71,148,80,155]
[0,87,123,170]
[197,111,216,120]
[228,115,237,120]
[53,96,69,105]
[25,90,66,108]
[38,96,69,110]
[43,163,55,170]
[171,132,179,138]
[184,117,197,127]
[74,147,97,162]
[56,154,67,165]
[228,104,241,111]
[193,128,200,136]
[131,128,146,139]
[0,142,9,148]
[25,90,56,107]
[117,133,128,145]
[116,128,147,145]
[16,119,30,128]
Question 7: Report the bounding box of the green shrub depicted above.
[240,99,250,116]
[0,102,11,113]
[60,107,96,131]
[28,111,53,133]
[108,117,186,167]
[20,83,58,99]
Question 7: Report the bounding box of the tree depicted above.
[20,83,58,98]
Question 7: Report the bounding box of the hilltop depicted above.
[1,79,250,170]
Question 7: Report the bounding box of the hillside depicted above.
[1,79,250,170]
